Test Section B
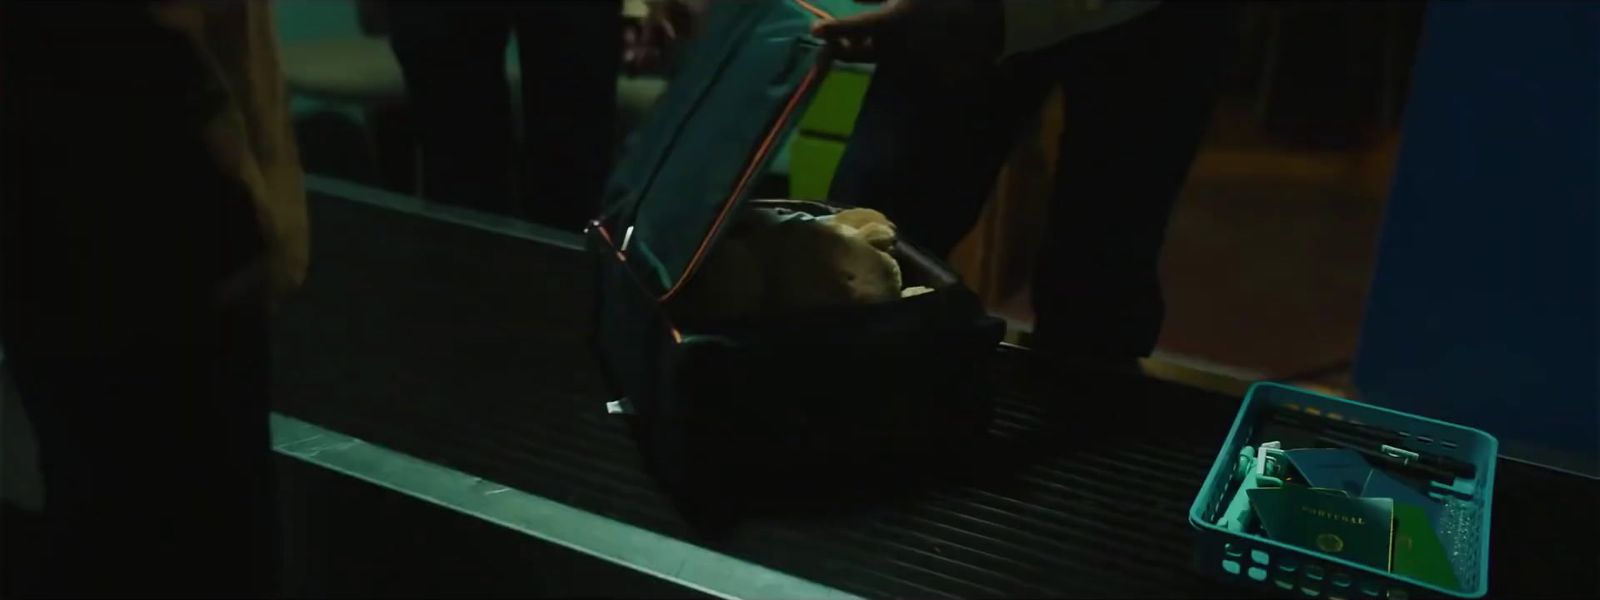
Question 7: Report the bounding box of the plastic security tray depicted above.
[1190,383,1498,599]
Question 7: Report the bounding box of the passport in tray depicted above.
[1248,484,1396,571]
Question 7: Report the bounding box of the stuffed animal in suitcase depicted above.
[671,207,934,324]
[587,0,1003,524]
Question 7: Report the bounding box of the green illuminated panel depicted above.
[796,67,871,138]
[788,136,848,201]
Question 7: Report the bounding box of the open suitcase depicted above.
[587,0,1006,523]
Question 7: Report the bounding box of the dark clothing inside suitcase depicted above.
[830,3,1239,361]
[387,1,622,230]
[594,218,1004,523]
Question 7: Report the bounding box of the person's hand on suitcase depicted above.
[625,0,706,74]
[810,0,1002,81]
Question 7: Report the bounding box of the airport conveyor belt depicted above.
[273,184,1599,599]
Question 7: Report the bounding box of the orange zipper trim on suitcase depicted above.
[792,0,832,20]
[658,62,826,304]
[592,224,628,265]
[594,223,687,343]
[600,0,835,341]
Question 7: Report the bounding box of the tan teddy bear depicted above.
[669,206,926,324]
[828,209,936,300]
[756,207,903,313]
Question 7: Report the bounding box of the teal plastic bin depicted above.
[1189,383,1498,599]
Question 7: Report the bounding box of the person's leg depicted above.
[1,134,278,599]
[1,9,280,595]
[510,0,623,231]
[388,4,516,215]
[7,302,275,599]
[829,58,1056,258]
[4,353,131,597]
[179,280,279,597]
[1030,4,1239,361]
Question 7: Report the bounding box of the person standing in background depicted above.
[814,0,1240,369]
[384,1,623,231]
[0,1,307,596]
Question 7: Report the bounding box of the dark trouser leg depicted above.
[388,4,515,215]
[8,299,276,599]
[828,58,1054,257]
[511,0,622,232]
[1030,5,1238,359]
[1,12,280,595]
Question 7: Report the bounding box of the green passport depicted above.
[1393,501,1462,590]
[1248,485,1396,570]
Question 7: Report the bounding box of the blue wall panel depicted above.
[1353,1,1599,476]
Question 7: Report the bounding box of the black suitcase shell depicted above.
[586,0,1005,518]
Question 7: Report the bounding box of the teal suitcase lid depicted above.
[599,0,863,300]
[598,0,876,300]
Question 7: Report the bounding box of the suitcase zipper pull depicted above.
[607,398,636,415]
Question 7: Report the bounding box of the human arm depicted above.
[626,0,710,73]
[999,0,1160,58]
[810,0,1162,65]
